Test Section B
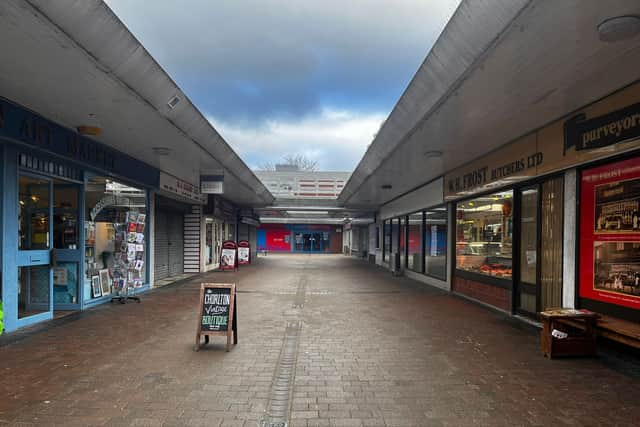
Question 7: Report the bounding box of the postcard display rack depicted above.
[110,211,146,304]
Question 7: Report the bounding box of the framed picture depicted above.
[91,275,102,298]
[99,269,111,295]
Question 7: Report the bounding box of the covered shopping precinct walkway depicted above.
[1,0,640,425]
[1,255,639,426]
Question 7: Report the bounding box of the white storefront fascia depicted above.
[379,177,444,220]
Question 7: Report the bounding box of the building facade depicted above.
[365,82,640,324]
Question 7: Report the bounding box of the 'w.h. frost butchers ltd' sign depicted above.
[564,102,640,154]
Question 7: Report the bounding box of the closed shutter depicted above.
[168,212,184,277]
[184,206,201,273]
[154,210,170,281]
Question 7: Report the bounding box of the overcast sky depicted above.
[105,0,460,171]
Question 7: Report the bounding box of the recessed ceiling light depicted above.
[598,16,640,43]
[152,146,172,156]
[424,150,443,158]
[167,95,180,109]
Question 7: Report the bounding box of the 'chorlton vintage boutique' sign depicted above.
[195,283,237,351]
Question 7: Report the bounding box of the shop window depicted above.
[19,176,50,250]
[85,177,148,300]
[399,216,407,267]
[53,262,79,304]
[425,206,448,280]
[18,265,50,319]
[53,184,79,249]
[456,191,513,278]
[392,219,399,255]
[205,219,214,265]
[407,212,422,273]
[383,220,391,262]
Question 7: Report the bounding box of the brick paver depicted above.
[0,254,639,426]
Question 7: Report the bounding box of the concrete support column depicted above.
[148,191,156,287]
[563,169,577,308]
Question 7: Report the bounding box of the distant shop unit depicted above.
[202,195,240,272]
[257,224,342,253]
[0,97,159,333]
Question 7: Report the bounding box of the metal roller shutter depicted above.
[154,210,170,281]
[168,211,184,277]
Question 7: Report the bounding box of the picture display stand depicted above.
[109,211,145,304]
[195,283,238,352]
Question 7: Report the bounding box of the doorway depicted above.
[294,232,323,252]
[515,177,564,317]
[17,174,82,323]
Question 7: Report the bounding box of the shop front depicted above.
[0,97,158,332]
[202,196,236,271]
[445,80,640,323]
[256,224,342,253]
[376,178,450,289]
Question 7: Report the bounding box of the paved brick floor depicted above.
[0,254,639,426]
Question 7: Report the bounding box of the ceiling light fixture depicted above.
[77,113,102,136]
[598,16,640,42]
[152,146,172,156]
[424,150,443,158]
[167,95,181,109]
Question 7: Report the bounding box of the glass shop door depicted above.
[17,174,53,323]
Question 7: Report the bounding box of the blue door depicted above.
[16,174,53,326]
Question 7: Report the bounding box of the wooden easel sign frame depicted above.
[195,283,238,352]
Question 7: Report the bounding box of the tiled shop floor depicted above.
[1,254,639,426]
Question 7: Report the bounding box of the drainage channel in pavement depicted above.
[261,272,307,427]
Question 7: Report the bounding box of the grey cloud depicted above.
[106,0,460,123]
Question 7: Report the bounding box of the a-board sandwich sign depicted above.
[195,283,238,351]
[220,240,238,271]
[238,240,251,265]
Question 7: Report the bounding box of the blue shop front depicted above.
[0,98,159,333]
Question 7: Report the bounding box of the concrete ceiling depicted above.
[0,0,274,207]
[340,0,640,208]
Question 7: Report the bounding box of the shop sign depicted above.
[0,98,158,187]
[564,102,640,153]
[159,172,206,204]
[213,197,236,220]
[445,82,640,200]
[220,240,238,271]
[579,156,640,311]
[90,195,131,221]
[238,240,251,265]
[240,216,259,227]
[200,172,224,194]
[194,283,237,352]
[444,134,542,199]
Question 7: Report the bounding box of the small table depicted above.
[540,308,599,358]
